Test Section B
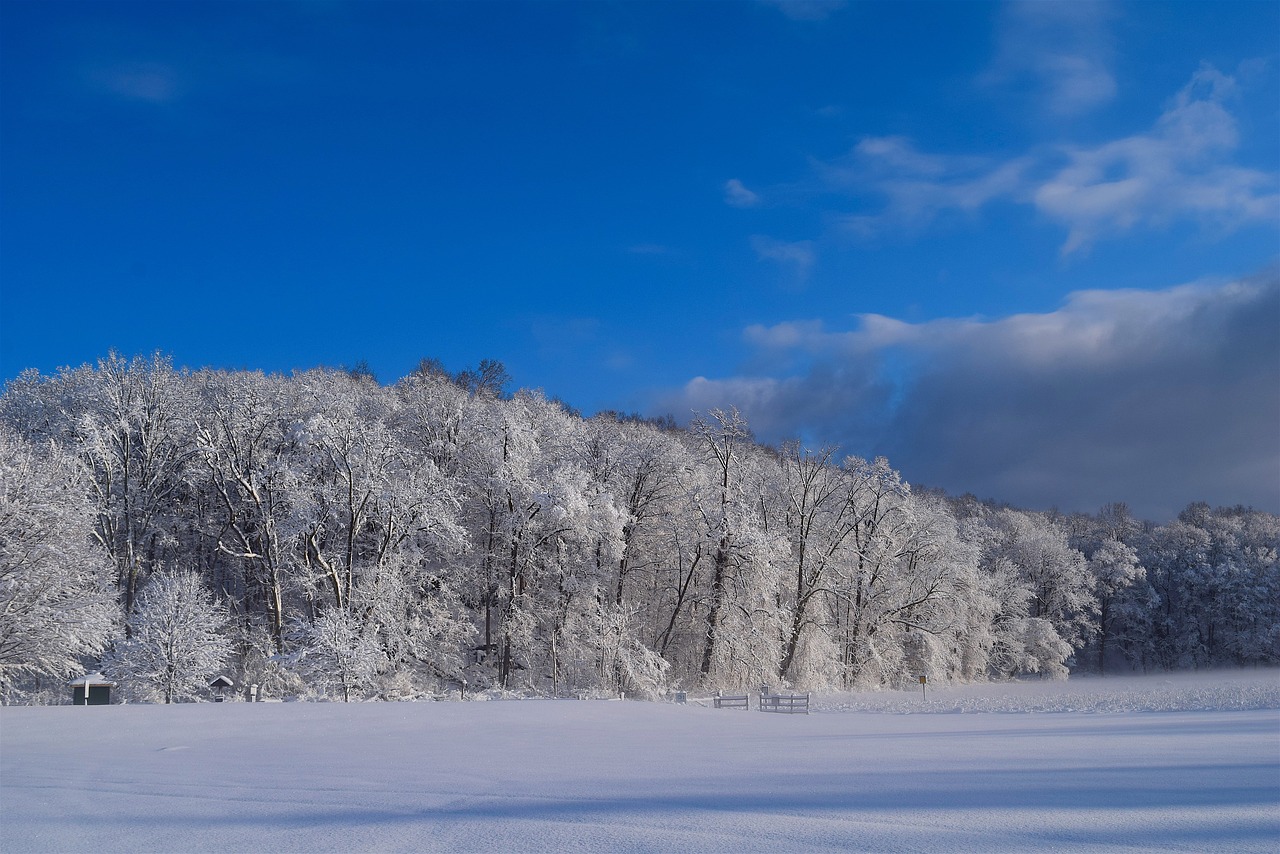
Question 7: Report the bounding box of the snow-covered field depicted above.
[2,671,1277,853]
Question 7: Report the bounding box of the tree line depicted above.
[1,353,1276,704]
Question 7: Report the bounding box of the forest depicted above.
[1,352,1276,704]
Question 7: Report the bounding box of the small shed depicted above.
[69,672,116,705]
[209,675,235,701]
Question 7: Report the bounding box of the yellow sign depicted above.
[918,675,927,684]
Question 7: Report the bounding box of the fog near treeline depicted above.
[1,353,1276,704]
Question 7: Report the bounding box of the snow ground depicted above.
[2,671,1277,853]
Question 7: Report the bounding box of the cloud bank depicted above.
[662,271,1280,521]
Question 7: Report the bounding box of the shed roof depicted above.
[68,672,117,687]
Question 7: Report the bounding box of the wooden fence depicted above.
[759,693,809,714]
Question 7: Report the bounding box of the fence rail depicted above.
[713,694,749,710]
[759,693,809,714]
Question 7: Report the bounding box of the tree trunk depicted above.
[700,538,729,677]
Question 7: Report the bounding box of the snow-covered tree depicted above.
[0,354,199,615]
[593,601,670,699]
[298,608,383,702]
[988,509,1096,649]
[1136,504,1279,669]
[79,353,198,614]
[192,369,307,653]
[822,460,979,687]
[1002,617,1074,679]
[1085,538,1145,674]
[107,571,231,703]
[293,371,466,612]
[685,408,787,687]
[0,428,118,700]
[3,353,1276,700]
[466,393,609,690]
[774,444,860,681]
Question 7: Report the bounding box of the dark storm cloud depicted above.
[665,271,1280,521]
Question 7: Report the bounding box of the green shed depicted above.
[69,672,116,705]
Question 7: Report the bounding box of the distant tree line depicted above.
[1,353,1276,704]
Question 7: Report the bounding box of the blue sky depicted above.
[2,1,1277,519]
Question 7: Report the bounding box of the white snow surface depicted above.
[2,670,1277,853]
[813,668,1280,714]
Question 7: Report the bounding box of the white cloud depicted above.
[660,271,1280,520]
[89,62,181,103]
[827,66,1278,253]
[724,178,761,208]
[627,243,674,256]
[830,137,1032,235]
[751,235,816,282]
[986,1,1117,117]
[758,0,847,22]
[1035,64,1278,254]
